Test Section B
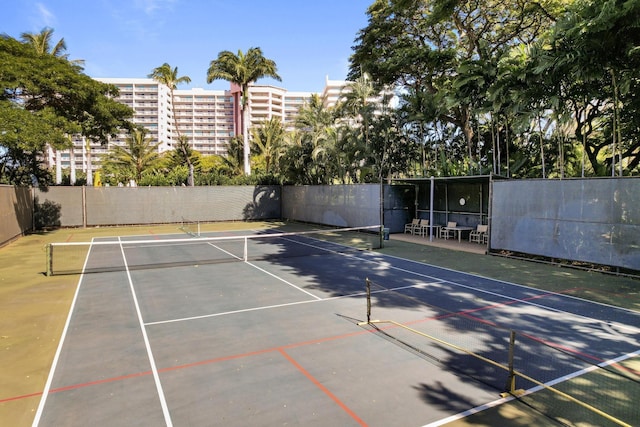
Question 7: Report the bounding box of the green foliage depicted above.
[250,117,286,175]
[0,32,133,185]
[346,0,640,178]
[207,47,281,175]
[139,165,189,186]
[99,128,161,185]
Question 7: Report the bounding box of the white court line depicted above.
[422,348,640,427]
[144,291,367,326]
[145,234,381,326]
[245,261,323,300]
[350,250,640,334]
[118,237,173,427]
[31,239,97,426]
[207,239,323,300]
[145,233,638,334]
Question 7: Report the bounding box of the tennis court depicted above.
[31,225,640,426]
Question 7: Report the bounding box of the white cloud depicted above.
[133,0,177,15]
[35,2,57,27]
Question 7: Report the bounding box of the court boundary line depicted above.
[378,251,640,316]
[145,244,637,334]
[352,251,640,333]
[30,239,97,426]
[118,237,173,427]
[62,227,639,318]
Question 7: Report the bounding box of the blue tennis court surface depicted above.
[32,230,640,426]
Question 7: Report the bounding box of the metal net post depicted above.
[46,244,52,276]
[503,330,517,396]
[366,278,371,323]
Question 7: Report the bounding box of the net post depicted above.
[365,278,371,323]
[504,330,517,395]
[46,244,53,276]
[243,236,248,262]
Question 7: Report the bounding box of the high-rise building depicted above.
[50,76,348,183]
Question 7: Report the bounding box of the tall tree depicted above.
[250,117,285,175]
[0,34,132,185]
[20,27,84,65]
[206,47,281,175]
[531,0,640,175]
[100,128,161,185]
[341,73,376,150]
[349,0,561,176]
[148,63,194,185]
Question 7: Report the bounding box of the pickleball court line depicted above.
[278,348,368,426]
[14,283,636,427]
[28,236,638,427]
[14,287,634,404]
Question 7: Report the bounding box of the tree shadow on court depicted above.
[412,381,503,417]
[251,227,639,426]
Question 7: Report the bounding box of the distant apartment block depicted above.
[49,76,350,183]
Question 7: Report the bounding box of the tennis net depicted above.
[46,225,382,276]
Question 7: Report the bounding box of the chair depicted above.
[404,218,420,234]
[439,221,457,239]
[469,224,488,243]
[415,219,429,237]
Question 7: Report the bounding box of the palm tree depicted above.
[20,27,84,65]
[207,47,281,175]
[148,63,194,185]
[341,72,376,149]
[250,117,285,175]
[101,128,161,184]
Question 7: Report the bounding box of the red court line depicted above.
[0,286,619,404]
[1,327,371,403]
[279,348,368,427]
[0,391,43,403]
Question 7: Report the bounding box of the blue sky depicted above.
[2,0,373,92]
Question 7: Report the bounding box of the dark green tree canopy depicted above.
[348,0,640,178]
[0,33,133,185]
